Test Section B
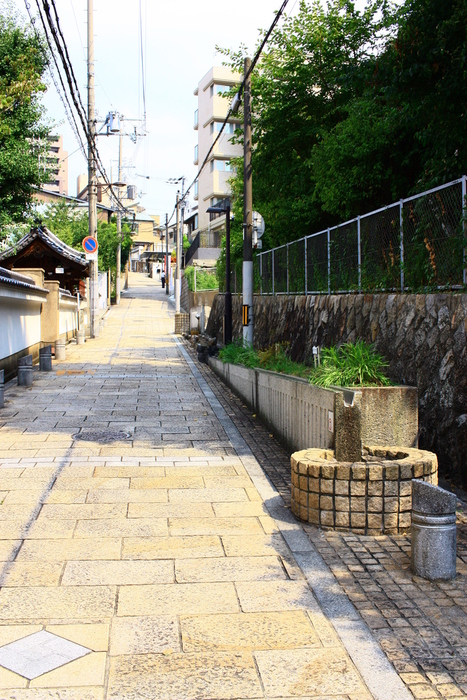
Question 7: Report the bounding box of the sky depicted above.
[11,0,305,219]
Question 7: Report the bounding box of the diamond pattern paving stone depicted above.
[0,630,91,680]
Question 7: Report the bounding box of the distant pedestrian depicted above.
[161,272,166,289]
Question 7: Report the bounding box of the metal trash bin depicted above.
[411,480,457,581]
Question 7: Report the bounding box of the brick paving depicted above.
[192,339,467,700]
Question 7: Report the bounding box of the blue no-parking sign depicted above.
[82,236,98,254]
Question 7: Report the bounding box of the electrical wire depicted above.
[38,0,131,215]
[180,0,292,207]
[24,0,87,161]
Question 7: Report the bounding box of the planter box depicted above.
[208,357,418,458]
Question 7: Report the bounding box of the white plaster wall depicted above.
[0,293,42,361]
[58,297,78,336]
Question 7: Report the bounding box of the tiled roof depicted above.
[0,227,87,267]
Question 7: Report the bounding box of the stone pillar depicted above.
[0,370,4,408]
[41,280,60,344]
[55,339,66,361]
[18,355,33,386]
[411,480,457,580]
[39,345,52,371]
[334,390,363,462]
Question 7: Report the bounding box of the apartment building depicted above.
[44,135,68,194]
[193,66,242,234]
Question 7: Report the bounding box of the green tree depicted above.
[41,201,133,273]
[220,0,395,254]
[311,0,467,217]
[0,5,51,233]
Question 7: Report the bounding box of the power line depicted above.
[24,0,87,160]
[36,0,131,215]
[180,0,292,207]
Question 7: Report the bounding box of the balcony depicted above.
[184,230,221,267]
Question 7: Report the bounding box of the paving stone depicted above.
[169,516,264,536]
[46,624,109,651]
[128,502,214,519]
[0,562,63,587]
[180,611,320,651]
[176,555,287,583]
[122,534,224,560]
[61,560,174,586]
[39,504,127,519]
[0,586,116,619]
[0,690,104,699]
[86,488,167,503]
[29,651,106,688]
[117,582,239,616]
[0,630,91,679]
[107,651,262,700]
[168,487,249,502]
[110,616,180,655]
[74,517,167,538]
[235,580,320,613]
[16,538,122,562]
[255,647,368,696]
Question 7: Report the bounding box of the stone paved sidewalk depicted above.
[191,335,467,700]
[0,272,407,700]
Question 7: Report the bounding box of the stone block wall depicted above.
[206,293,467,486]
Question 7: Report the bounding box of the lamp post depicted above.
[207,202,231,345]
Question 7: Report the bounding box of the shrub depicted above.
[310,340,391,387]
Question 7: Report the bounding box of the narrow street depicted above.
[0,274,413,699]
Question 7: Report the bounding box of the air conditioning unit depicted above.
[127,185,137,200]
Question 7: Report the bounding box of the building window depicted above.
[194,144,198,162]
[210,121,237,135]
[194,109,198,127]
[210,83,231,97]
[210,160,233,172]
[194,181,198,197]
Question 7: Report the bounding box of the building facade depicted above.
[194,66,242,233]
[44,135,68,195]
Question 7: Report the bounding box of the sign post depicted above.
[83,237,99,331]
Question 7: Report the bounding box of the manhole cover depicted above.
[73,430,132,444]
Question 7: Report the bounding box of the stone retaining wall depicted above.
[206,293,467,486]
[291,446,438,535]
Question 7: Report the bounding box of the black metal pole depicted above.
[224,205,232,345]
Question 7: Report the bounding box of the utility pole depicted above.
[115,131,123,305]
[175,191,181,313]
[174,179,186,314]
[243,57,253,345]
[87,0,98,337]
[165,213,169,296]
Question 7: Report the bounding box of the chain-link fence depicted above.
[257,178,467,294]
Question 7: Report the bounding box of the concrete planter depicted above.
[291,446,438,535]
[208,357,418,457]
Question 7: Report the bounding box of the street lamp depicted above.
[207,202,232,345]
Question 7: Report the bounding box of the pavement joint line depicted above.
[175,336,412,700]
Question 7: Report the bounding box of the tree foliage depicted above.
[219,0,467,261]
[0,5,51,231]
[41,200,133,273]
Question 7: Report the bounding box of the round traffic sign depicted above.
[82,236,98,254]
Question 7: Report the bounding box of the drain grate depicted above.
[73,430,132,443]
